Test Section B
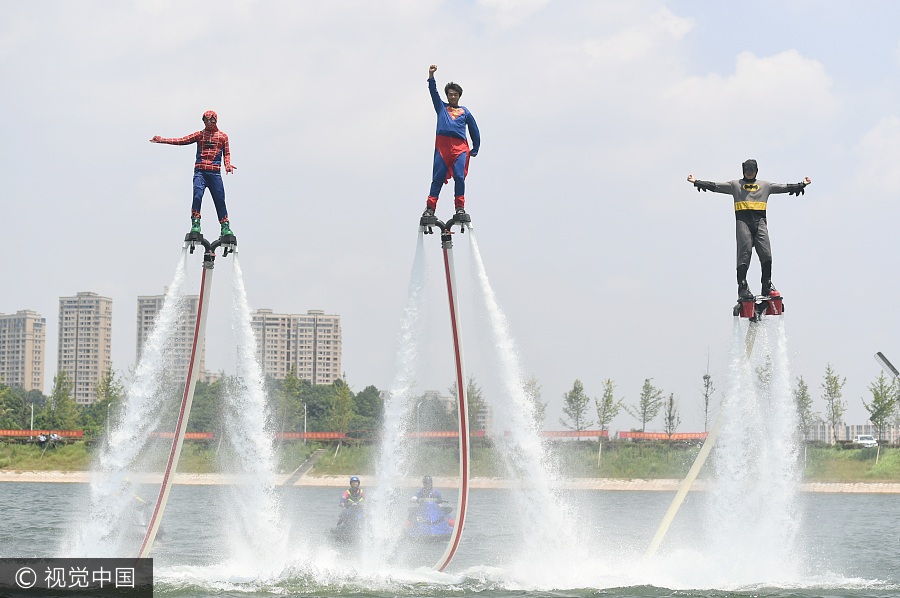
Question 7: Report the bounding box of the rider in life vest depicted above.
[687,159,811,300]
[422,64,480,219]
[413,475,443,503]
[150,110,237,237]
[340,476,365,507]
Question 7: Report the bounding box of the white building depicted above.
[136,291,205,384]
[251,309,342,385]
[58,292,112,404]
[0,310,46,392]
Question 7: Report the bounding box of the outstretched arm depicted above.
[687,174,731,193]
[150,131,201,145]
[771,176,812,196]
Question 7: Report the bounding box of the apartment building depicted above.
[136,291,204,383]
[251,309,342,385]
[58,292,112,404]
[0,310,46,392]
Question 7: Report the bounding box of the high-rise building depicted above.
[58,292,112,404]
[136,291,204,383]
[251,309,342,384]
[0,310,46,392]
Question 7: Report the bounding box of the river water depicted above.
[0,482,897,597]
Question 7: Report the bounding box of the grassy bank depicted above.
[4,440,900,482]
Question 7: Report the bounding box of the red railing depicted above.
[0,429,708,442]
[617,431,709,441]
[0,429,83,438]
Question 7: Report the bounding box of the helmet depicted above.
[349,476,360,485]
[422,475,433,487]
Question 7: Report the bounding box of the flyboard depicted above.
[645,291,784,558]
[420,210,472,572]
[136,230,237,558]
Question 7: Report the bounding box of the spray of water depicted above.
[465,232,580,577]
[367,233,429,566]
[703,317,801,584]
[218,254,286,573]
[67,250,190,557]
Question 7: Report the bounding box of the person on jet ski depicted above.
[340,476,365,508]
[413,475,443,503]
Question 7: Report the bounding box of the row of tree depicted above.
[556,365,900,443]
[795,365,900,443]
[0,367,385,444]
[3,363,897,444]
[559,378,684,437]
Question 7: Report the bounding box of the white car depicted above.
[852,434,878,448]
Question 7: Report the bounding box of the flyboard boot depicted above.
[734,279,784,320]
[420,207,438,234]
[218,218,237,257]
[185,216,204,253]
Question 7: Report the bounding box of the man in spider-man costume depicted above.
[150,110,236,237]
[422,64,480,218]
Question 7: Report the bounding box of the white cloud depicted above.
[852,116,900,199]
[581,7,692,69]
[476,0,553,29]
[664,50,838,131]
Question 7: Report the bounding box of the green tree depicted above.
[821,364,847,445]
[662,393,681,440]
[793,376,819,441]
[413,392,453,432]
[863,372,898,442]
[189,379,223,433]
[40,371,80,431]
[625,378,664,432]
[0,382,14,428]
[82,367,125,437]
[523,375,546,428]
[560,379,593,435]
[299,382,338,432]
[275,368,306,433]
[329,380,355,447]
[352,385,383,432]
[449,376,485,431]
[595,379,622,438]
[2,387,46,430]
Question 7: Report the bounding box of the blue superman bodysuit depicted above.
[426,78,481,210]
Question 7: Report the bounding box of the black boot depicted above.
[738,280,753,301]
[761,280,777,296]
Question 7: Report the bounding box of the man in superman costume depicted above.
[422,64,481,218]
[151,110,237,237]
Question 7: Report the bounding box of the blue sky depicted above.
[2,0,900,430]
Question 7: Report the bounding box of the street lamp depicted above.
[303,403,308,444]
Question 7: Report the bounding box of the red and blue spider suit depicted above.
[424,66,480,215]
[150,110,236,236]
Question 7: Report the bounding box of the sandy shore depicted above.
[2,471,900,493]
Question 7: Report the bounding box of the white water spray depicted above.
[219,254,285,571]
[368,233,430,565]
[703,317,801,584]
[68,250,190,557]
[465,232,580,574]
